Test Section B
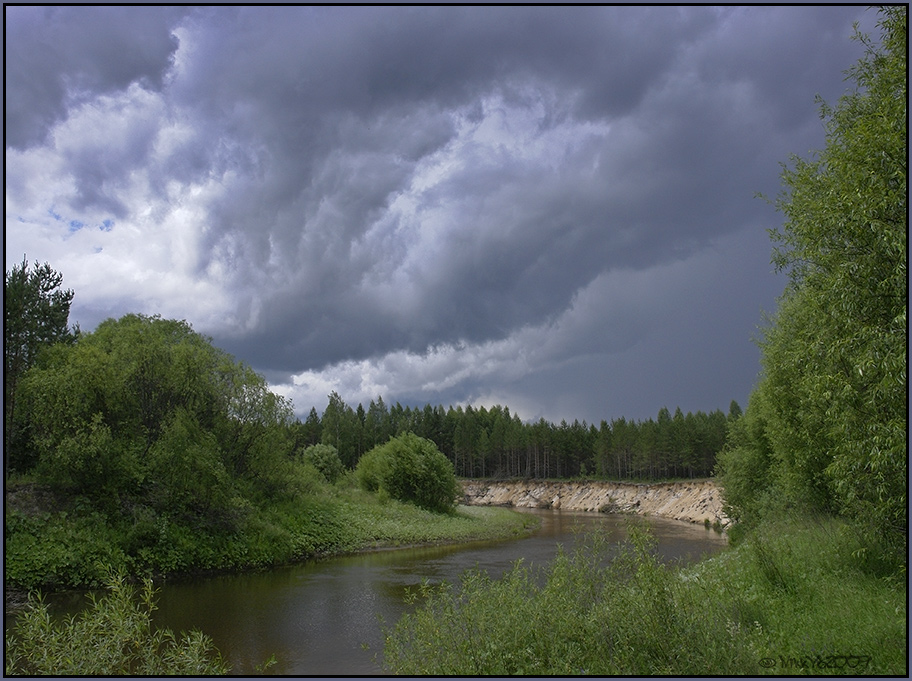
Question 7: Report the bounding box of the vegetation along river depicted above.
[43,508,726,675]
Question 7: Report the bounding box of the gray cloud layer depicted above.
[5,6,875,422]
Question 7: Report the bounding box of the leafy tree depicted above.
[764,7,906,544]
[364,396,392,450]
[714,391,776,528]
[724,8,906,551]
[299,443,344,484]
[292,407,323,449]
[147,408,234,524]
[321,391,362,468]
[4,257,75,476]
[355,432,459,513]
[17,314,295,518]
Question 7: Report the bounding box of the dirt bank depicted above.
[461,479,727,525]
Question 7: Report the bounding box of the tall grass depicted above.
[383,515,906,676]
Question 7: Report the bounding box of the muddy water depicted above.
[142,509,726,675]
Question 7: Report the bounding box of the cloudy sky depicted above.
[5,5,878,424]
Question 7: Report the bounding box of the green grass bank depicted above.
[5,475,538,596]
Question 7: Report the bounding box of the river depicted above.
[124,508,724,675]
[24,508,726,675]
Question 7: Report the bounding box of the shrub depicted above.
[5,510,129,590]
[299,443,344,484]
[383,523,761,675]
[5,574,229,675]
[355,433,459,513]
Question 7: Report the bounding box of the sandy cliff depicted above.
[461,479,726,525]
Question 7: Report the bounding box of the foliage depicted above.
[356,433,460,513]
[146,408,237,526]
[5,313,313,589]
[714,391,777,529]
[309,392,734,482]
[5,509,129,590]
[299,443,344,484]
[16,313,294,514]
[4,478,535,592]
[5,574,229,675]
[3,310,537,592]
[384,517,906,676]
[354,444,386,492]
[726,7,907,554]
[321,391,364,468]
[4,257,75,475]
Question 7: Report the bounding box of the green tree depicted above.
[364,396,392,450]
[147,408,236,526]
[745,8,906,549]
[299,443,344,484]
[321,392,362,468]
[714,391,776,529]
[17,314,294,517]
[355,432,460,513]
[298,407,323,447]
[4,257,75,476]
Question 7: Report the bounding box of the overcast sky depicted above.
[5,5,878,425]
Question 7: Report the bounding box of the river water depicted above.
[132,508,726,675]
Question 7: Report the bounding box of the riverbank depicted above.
[461,479,726,525]
[383,512,906,676]
[4,479,540,598]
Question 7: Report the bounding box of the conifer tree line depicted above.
[291,392,739,481]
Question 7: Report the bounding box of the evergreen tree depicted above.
[4,257,76,476]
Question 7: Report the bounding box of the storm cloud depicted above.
[5,6,877,423]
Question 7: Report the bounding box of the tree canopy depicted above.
[718,7,906,552]
[4,257,75,475]
[16,313,298,522]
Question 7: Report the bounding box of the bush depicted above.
[299,443,344,484]
[355,433,459,513]
[383,523,761,675]
[5,574,229,675]
[5,509,129,590]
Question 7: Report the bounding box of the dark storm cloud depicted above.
[195,5,869,375]
[4,5,186,149]
[5,6,876,422]
[217,8,860,368]
[163,9,706,364]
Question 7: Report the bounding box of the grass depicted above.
[685,516,907,675]
[382,514,907,676]
[335,487,539,548]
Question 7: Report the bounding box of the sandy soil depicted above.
[461,479,727,525]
